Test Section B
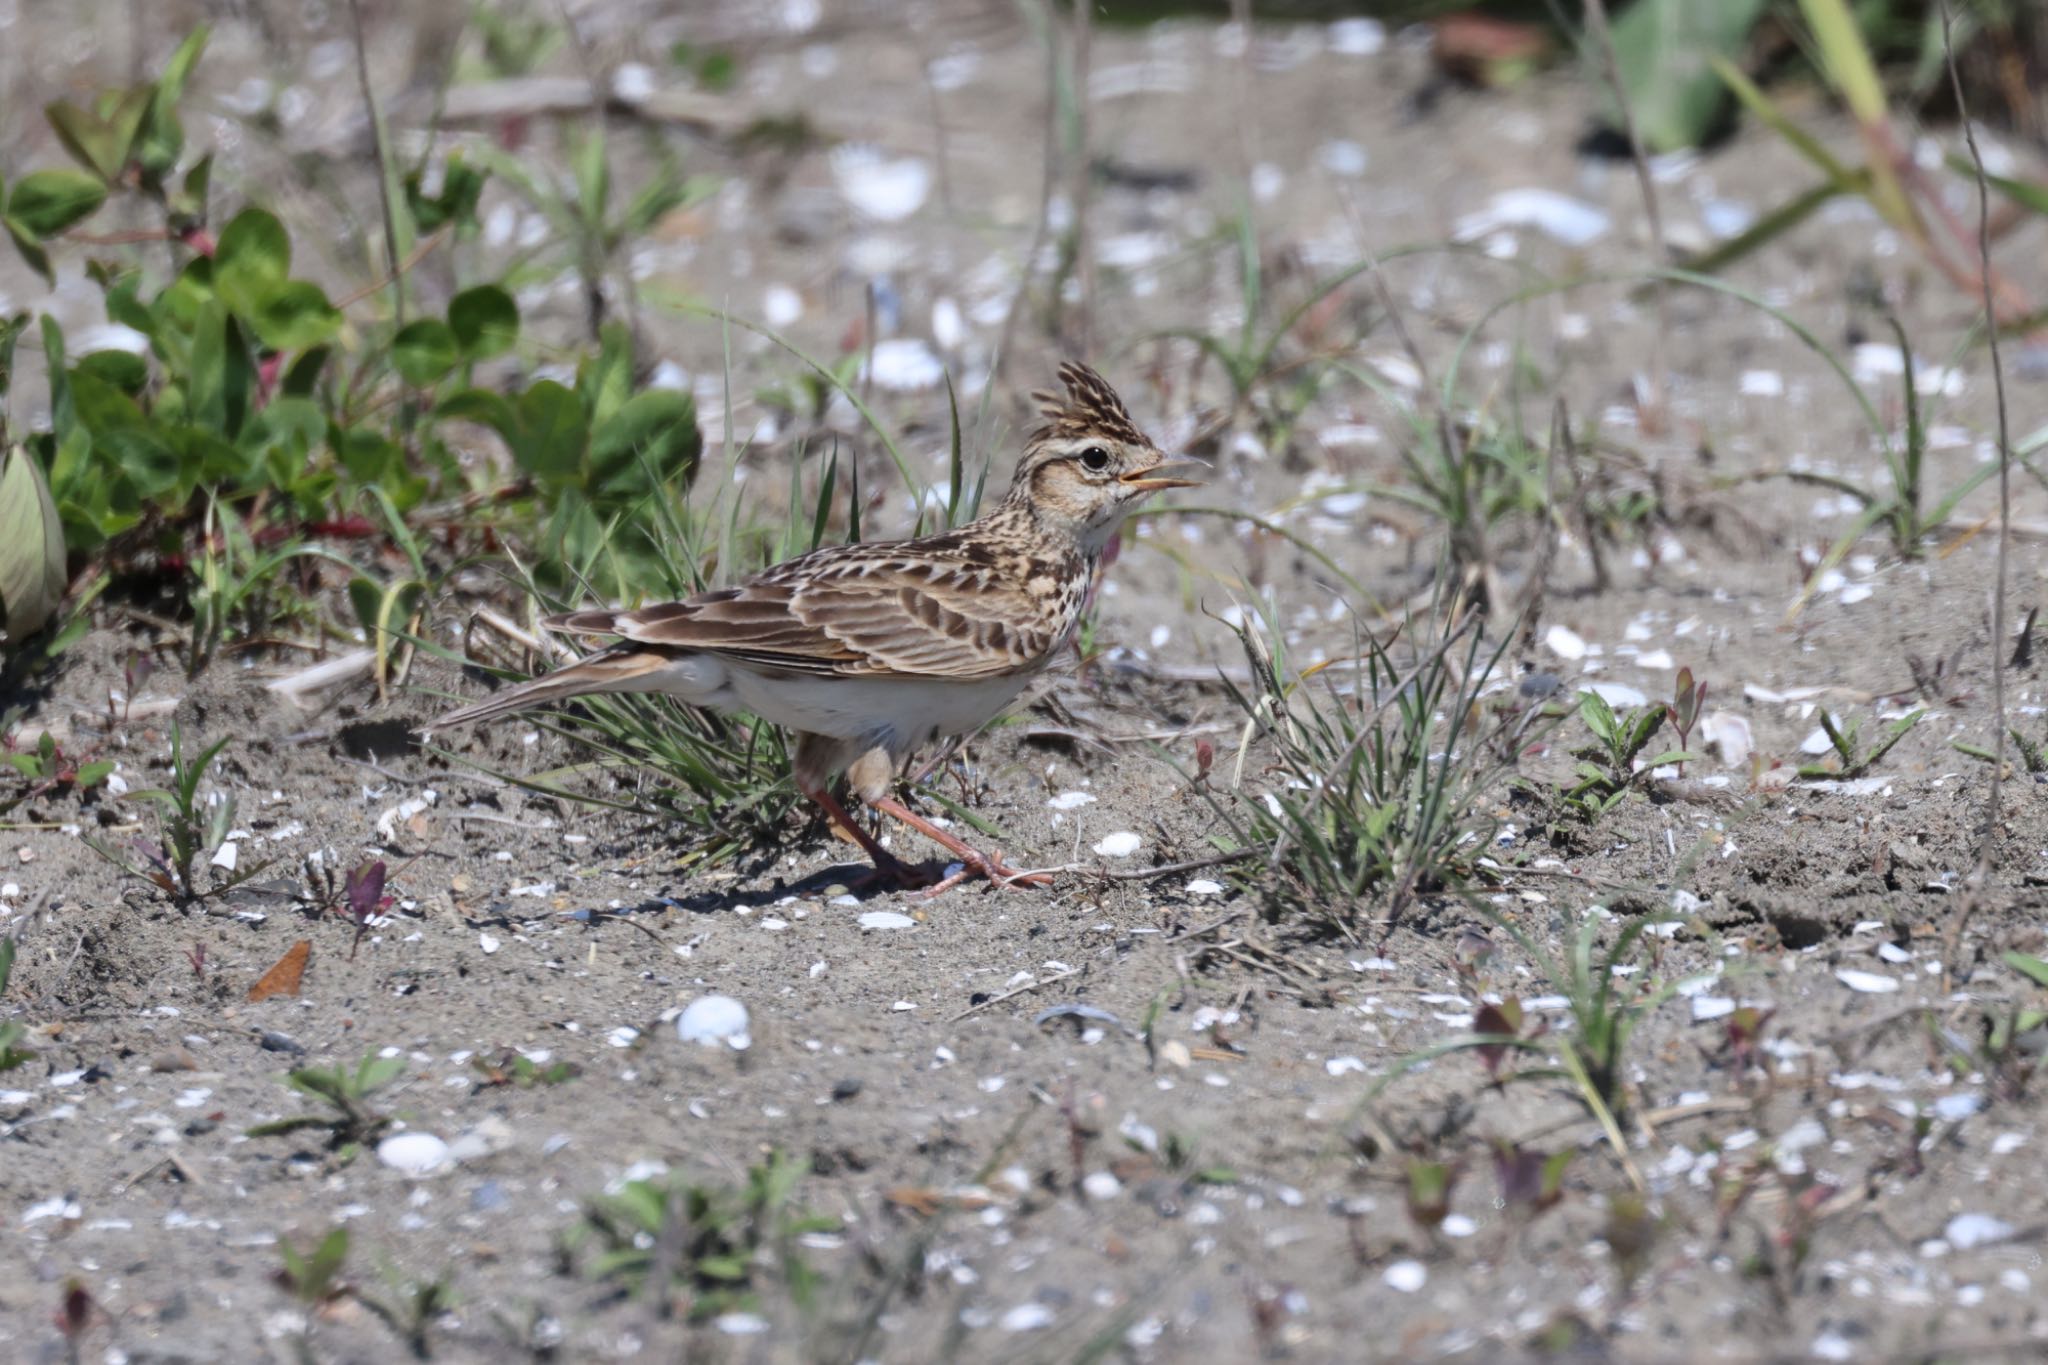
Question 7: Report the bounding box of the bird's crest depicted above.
[1030,361,1149,447]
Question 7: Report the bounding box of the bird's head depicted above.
[1006,362,1204,552]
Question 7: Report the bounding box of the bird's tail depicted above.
[423,645,677,733]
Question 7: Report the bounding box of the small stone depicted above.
[858,911,916,930]
[830,1078,862,1102]
[1081,1171,1122,1201]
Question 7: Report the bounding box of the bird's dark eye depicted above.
[1079,446,1111,472]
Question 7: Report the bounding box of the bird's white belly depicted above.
[726,668,1031,750]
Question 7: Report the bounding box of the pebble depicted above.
[376,1132,450,1178]
[1081,1171,1122,1201]
[858,911,916,930]
[677,995,752,1050]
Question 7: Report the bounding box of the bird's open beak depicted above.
[1118,457,1208,492]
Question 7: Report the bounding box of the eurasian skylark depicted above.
[428,362,1201,890]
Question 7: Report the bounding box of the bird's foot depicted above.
[905,848,1054,900]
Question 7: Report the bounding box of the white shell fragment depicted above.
[862,338,945,392]
[858,911,916,931]
[377,1132,451,1178]
[1835,969,1900,994]
[1092,832,1142,858]
[1383,1260,1428,1293]
[1946,1213,2014,1249]
[1700,713,1753,769]
[830,145,932,221]
[1544,624,1588,661]
[1454,189,1611,247]
[677,995,752,1050]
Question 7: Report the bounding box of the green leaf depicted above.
[391,319,460,387]
[250,281,341,353]
[212,209,292,319]
[510,380,587,479]
[1608,0,1766,152]
[137,27,210,181]
[448,285,518,359]
[74,349,149,395]
[0,311,31,406]
[43,88,150,182]
[589,388,700,489]
[3,218,52,288]
[1954,159,2048,219]
[0,445,68,645]
[7,170,107,238]
[2004,950,2048,990]
[572,126,609,223]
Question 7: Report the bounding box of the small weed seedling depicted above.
[275,1226,352,1354]
[358,1260,456,1361]
[1492,1140,1573,1218]
[1966,951,2048,1099]
[0,938,33,1072]
[1796,708,1923,780]
[1364,902,1714,1188]
[575,1151,834,1322]
[1404,1157,1460,1239]
[246,1052,405,1157]
[86,724,269,902]
[1665,667,1707,774]
[1562,688,1695,818]
[1,732,113,814]
[471,1049,580,1091]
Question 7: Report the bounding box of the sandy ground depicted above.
[5,2,2048,1362]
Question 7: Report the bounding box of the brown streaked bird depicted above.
[426,362,1202,892]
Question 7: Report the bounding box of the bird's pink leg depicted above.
[863,794,1054,892]
[799,782,940,890]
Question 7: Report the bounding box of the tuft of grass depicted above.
[1199,595,1551,935]
[0,937,33,1072]
[85,723,271,903]
[1357,891,1720,1192]
[245,1052,405,1158]
[1795,707,1923,780]
[573,1151,834,1323]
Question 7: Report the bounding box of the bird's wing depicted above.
[546,542,1064,680]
